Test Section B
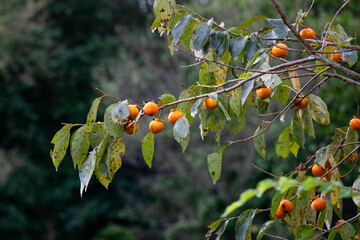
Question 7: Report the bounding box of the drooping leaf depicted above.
[343,49,358,67]
[343,127,358,155]
[89,124,107,149]
[256,220,276,240]
[70,126,91,168]
[108,138,125,181]
[214,220,230,240]
[289,71,301,92]
[207,145,227,185]
[209,30,229,58]
[244,36,260,62]
[191,98,203,117]
[229,36,249,59]
[267,19,289,37]
[159,93,176,104]
[50,124,74,171]
[275,80,291,105]
[104,104,123,138]
[142,132,154,168]
[85,97,104,134]
[94,135,111,189]
[339,222,356,240]
[325,192,333,230]
[290,139,300,158]
[291,113,305,148]
[191,19,213,50]
[172,14,191,47]
[276,126,291,158]
[254,125,266,159]
[235,209,256,240]
[301,106,315,137]
[241,80,254,105]
[229,87,242,117]
[352,177,360,207]
[173,115,190,143]
[270,191,282,217]
[79,150,96,197]
[111,100,130,123]
[206,219,224,239]
[308,94,330,125]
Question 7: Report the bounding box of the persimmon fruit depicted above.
[128,105,139,119]
[168,110,185,124]
[149,120,164,134]
[335,220,346,233]
[299,28,315,39]
[275,209,287,219]
[293,97,308,109]
[204,97,218,110]
[143,102,159,116]
[343,152,358,162]
[349,117,360,131]
[279,200,293,213]
[271,43,288,58]
[124,121,139,135]
[256,87,272,99]
[312,164,327,177]
[333,52,344,63]
[311,198,326,211]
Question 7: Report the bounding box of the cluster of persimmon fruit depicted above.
[275,197,326,219]
[271,27,344,63]
[123,97,219,135]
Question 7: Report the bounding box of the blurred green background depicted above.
[0,0,359,239]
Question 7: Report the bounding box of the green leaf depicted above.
[159,93,176,104]
[290,140,300,158]
[235,209,256,240]
[179,132,190,153]
[50,124,74,171]
[79,149,96,197]
[260,62,282,88]
[277,176,298,193]
[89,124,106,149]
[240,16,267,29]
[256,220,276,240]
[229,36,249,59]
[325,192,333,230]
[190,99,203,117]
[254,125,266,159]
[291,113,304,148]
[152,0,176,34]
[296,225,314,239]
[191,19,213,50]
[94,135,111,189]
[104,104,123,138]
[343,49,358,67]
[214,220,230,239]
[275,81,290,105]
[108,138,125,181]
[241,80,254,105]
[111,100,130,123]
[244,36,259,62]
[276,126,291,158]
[70,126,91,168]
[352,177,360,207]
[142,132,154,168]
[270,191,282,217]
[173,116,190,143]
[339,222,356,240]
[267,19,289,37]
[172,14,191,47]
[177,85,197,113]
[85,97,104,134]
[229,87,242,117]
[207,145,227,185]
[308,94,330,125]
[205,219,224,239]
[301,106,315,137]
[209,30,229,58]
[256,179,275,197]
[298,177,321,193]
[217,100,231,122]
[343,127,358,155]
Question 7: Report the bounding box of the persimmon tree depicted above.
[50,0,360,239]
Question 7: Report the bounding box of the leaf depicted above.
[291,113,305,148]
[254,125,266,159]
[290,139,300,158]
[108,138,125,181]
[343,49,358,67]
[289,71,301,92]
[256,179,275,197]
[177,85,197,113]
[256,220,276,240]
[191,99,203,117]
[85,97,104,134]
[217,100,231,122]
[325,192,333,230]
[229,36,249,59]
[50,124,74,171]
[241,80,254,105]
[235,209,256,240]
[79,149,96,197]
[339,222,356,240]
[172,14,191,47]
[244,36,259,62]
[308,94,330,125]
[173,116,190,143]
[104,104,123,138]
[239,16,267,29]
[296,225,314,240]
[89,124,106,148]
[301,106,315,138]
[260,62,281,88]
[179,132,190,153]
[276,126,291,158]
[214,220,230,240]
[70,126,91,168]
[207,145,227,185]
[206,219,224,239]
[94,135,111,189]
[191,19,213,50]
[267,19,289,37]
[111,100,130,123]
[142,132,154,168]
[352,177,360,207]
[229,87,242,117]
[275,82,290,105]
[159,93,176,104]
[343,127,358,155]
[270,191,282,217]
[209,30,229,58]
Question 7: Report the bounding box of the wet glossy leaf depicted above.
[191,98,203,117]
[172,14,191,46]
[235,209,256,240]
[191,19,213,50]
[276,126,291,158]
[104,104,123,138]
[173,116,190,143]
[291,113,304,148]
[256,220,276,240]
[142,132,154,168]
[79,150,96,197]
[267,19,289,37]
[241,80,254,105]
[111,100,130,123]
[70,126,91,168]
[244,36,259,62]
[308,94,330,125]
[214,220,229,240]
[254,125,266,159]
[229,36,249,59]
[209,30,229,58]
[50,124,74,171]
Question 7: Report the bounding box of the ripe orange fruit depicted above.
[293,97,308,109]
[271,43,288,58]
[168,110,185,124]
[354,236,360,240]
[335,220,346,233]
[149,120,164,134]
[311,198,326,211]
[349,117,360,131]
[124,121,139,135]
[325,159,331,169]
[128,105,139,119]
[312,164,327,177]
[343,152,359,163]
[279,200,294,214]
[299,28,315,39]
[256,87,272,99]
[321,177,327,182]
[275,208,287,219]
[333,52,344,63]
[204,97,218,110]
[143,102,159,116]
